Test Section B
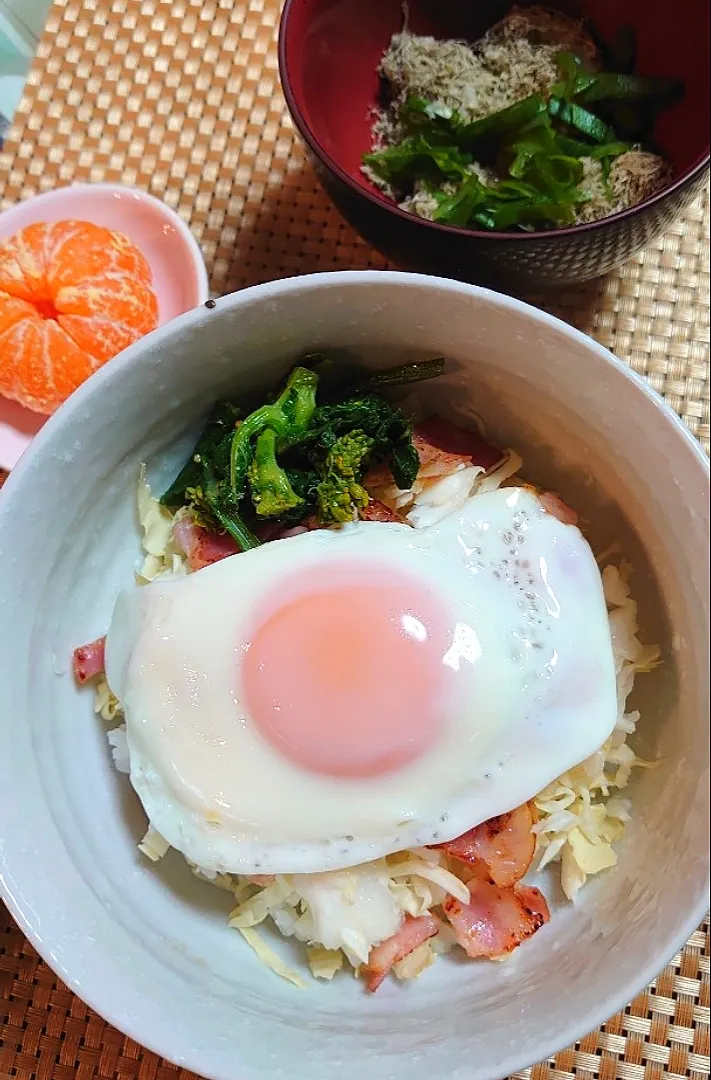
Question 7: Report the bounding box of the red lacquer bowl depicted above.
[279,0,710,290]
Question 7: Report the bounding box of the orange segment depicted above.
[0,219,159,414]
[47,221,153,291]
[0,242,39,303]
[0,317,93,413]
[56,277,158,334]
[41,320,96,401]
[0,290,36,335]
[0,221,55,301]
[57,314,143,364]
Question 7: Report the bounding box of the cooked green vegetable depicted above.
[548,97,616,143]
[229,365,319,497]
[248,428,305,519]
[161,401,241,507]
[347,356,445,393]
[315,429,374,524]
[316,475,370,523]
[365,87,608,230]
[306,394,420,489]
[457,94,548,145]
[363,133,472,186]
[323,429,374,478]
[575,71,682,107]
[161,354,439,543]
[184,461,260,553]
[550,51,598,101]
[161,402,260,551]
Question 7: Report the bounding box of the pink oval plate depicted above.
[0,183,210,470]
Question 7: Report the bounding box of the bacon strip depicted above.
[359,499,404,524]
[414,415,505,474]
[172,517,240,570]
[433,803,536,888]
[539,491,578,527]
[514,883,550,924]
[362,914,439,992]
[73,636,106,684]
[443,872,550,959]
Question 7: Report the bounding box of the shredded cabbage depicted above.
[406,465,485,528]
[106,724,130,774]
[307,946,345,980]
[135,467,188,584]
[236,926,308,988]
[139,825,170,862]
[393,939,436,980]
[369,447,523,521]
[532,562,659,900]
[94,675,121,722]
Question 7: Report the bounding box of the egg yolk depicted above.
[242,568,449,778]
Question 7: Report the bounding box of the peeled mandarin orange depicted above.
[0,220,158,414]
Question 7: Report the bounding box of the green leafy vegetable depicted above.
[184,462,259,553]
[457,93,548,145]
[306,394,419,489]
[248,428,306,519]
[432,175,490,226]
[316,476,370,523]
[398,96,465,141]
[556,134,631,159]
[229,365,318,496]
[160,354,439,542]
[364,134,472,186]
[161,402,260,551]
[347,356,445,393]
[389,438,421,492]
[315,429,374,524]
[548,96,616,143]
[161,402,241,507]
[365,86,615,231]
[550,51,598,101]
[551,49,681,151]
[575,71,683,107]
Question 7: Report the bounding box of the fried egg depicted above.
[105,487,617,875]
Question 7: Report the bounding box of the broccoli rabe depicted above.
[317,476,370,523]
[324,429,374,481]
[160,402,260,551]
[160,353,445,546]
[346,356,445,395]
[230,366,319,498]
[315,429,374,524]
[305,394,420,490]
[248,429,305,519]
[185,459,259,552]
[161,401,241,508]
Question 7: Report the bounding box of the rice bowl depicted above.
[0,271,707,1080]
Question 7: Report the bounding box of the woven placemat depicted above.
[0,2,709,1078]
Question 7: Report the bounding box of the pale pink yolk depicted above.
[242,571,449,778]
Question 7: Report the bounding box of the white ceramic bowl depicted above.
[0,272,708,1080]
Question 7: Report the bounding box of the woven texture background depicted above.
[0,2,709,1078]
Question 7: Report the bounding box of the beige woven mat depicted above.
[0,2,709,1078]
